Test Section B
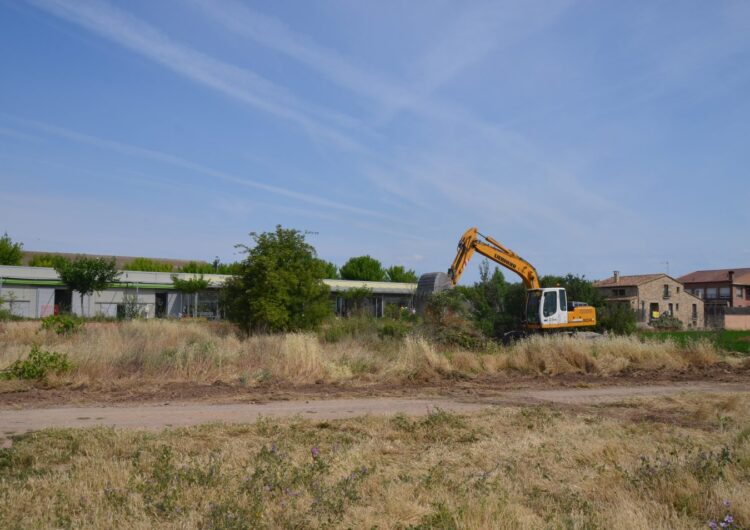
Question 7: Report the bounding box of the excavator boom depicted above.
[448,228,540,289]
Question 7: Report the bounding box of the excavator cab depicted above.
[526,288,596,330]
[525,288,568,329]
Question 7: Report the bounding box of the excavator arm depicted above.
[448,227,541,289]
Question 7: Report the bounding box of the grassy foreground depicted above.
[0,393,748,529]
[0,320,740,387]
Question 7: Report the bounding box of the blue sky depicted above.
[1,0,749,283]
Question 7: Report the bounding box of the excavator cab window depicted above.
[558,290,567,312]
[543,291,558,318]
[526,290,542,324]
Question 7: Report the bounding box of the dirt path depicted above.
[1,382,747,444]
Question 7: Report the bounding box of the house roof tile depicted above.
[594,273,666,287]
[677,268,750,284]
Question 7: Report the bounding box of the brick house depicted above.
[594,271,704,328]
[677,268,750,327]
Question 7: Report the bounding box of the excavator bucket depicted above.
[414,272,453,314]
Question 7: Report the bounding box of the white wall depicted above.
[0,286,37,318]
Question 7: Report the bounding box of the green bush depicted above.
[378,321,410,340]
[650,313,683,331]
[41,314,84,335]
[598,304,637,335]
[1,346,72,380]
[422,291,488,349]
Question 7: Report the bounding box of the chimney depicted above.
[613,270,620,283]
[729,270,735,284]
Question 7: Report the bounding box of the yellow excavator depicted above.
[417,227,596,336]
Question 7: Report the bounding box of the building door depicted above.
[54,289,72,314]
[649,302,660,321]
[155,292,167,318]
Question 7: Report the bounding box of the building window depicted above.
[663,284,670,298]
[737,287,744,298]
[668,303,673,314]
[676,286,680,293]
[706,287,717,299]
[676,303,679,311]
[611,288,626,296]
[692,304,697,319]
[719,287,731,299]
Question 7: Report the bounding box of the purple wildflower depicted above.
[723,515,734,524]
[311,446,320,459]
[709,521,718,530]
[723,500,731,507]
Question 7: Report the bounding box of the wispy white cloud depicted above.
[0,126,45,143]
[5,117,392,221]
[194,0,573,123]
[26,0,362,150]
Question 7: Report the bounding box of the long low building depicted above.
[0,265,416,319]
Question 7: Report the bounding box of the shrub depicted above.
[423,290,487,349]
[41,314,84,335]
[378,321,410,340]
[651,313,683,331]
[599,304,637,335]
[1,346,72,380]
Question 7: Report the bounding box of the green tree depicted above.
[321,260,339,279]
[339,255,385,281]
[123,257,174,272]
[540,274,603,308]
[0,233,23,265]
[216,261,243,275]
[171,274,210,318]
[384,265,417,283]
[28,253,69,268]
[179,261,215,274]
[221,226,331,333]
[55,256,119,317]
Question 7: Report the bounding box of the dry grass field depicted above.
[0,320,738,390]
[0,392,747,529]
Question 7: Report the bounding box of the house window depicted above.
[663,284,670,298]
[706,288,717,299]
[692,304,697,319]
[719,287,731,299]
[676,303,679,311]
[668,303,673,314]
[694,288,704,299]
[611,288,626,296]
[737,287,744,298]
[676,286,680,293]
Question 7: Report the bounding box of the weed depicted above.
[407,502,460,529]
[40,314,84,336]
[1,346,72,380]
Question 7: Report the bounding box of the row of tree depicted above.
[0,233,417,282]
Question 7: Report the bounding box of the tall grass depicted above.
[0,320,730,387]
[1,393,748,528]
